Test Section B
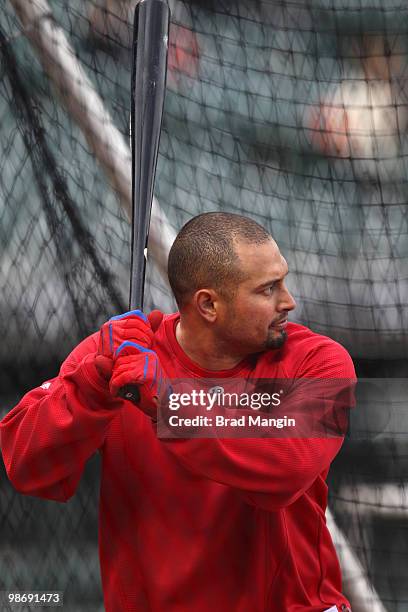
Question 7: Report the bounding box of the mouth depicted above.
[269,318,288,330]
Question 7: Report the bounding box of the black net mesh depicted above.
[1,0,407,610]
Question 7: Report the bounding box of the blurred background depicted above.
[0,0,407,610]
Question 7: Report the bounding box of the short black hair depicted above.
[168,212,271,308]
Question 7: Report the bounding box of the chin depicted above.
[265,329,287,350]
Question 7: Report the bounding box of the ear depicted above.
[194,289,218,322]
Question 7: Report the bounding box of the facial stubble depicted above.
[264,328,288,350]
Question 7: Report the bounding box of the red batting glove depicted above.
[95,310,166,419]
[109,347,168,420]
[95,309,163,378]
[99,309,154,357]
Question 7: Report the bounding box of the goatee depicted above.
[265,329,287,349]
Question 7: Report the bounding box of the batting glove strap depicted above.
[109,351,167,419]
[98,309,154,360]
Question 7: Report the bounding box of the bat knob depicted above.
[118,385,141,404]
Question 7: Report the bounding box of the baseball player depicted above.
[1,212,354,612]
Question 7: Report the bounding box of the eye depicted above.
[263,284,276,295]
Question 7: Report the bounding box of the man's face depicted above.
[215,239,296,354]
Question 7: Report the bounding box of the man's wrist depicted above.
[79,354,116,401]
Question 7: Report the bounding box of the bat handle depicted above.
[118,385,141,405]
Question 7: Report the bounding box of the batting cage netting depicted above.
[0,0,407,610]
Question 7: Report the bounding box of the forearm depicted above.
[0,346,120,501]
[162,434,343,510]
[157,377,353,510]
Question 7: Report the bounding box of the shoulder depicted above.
[286,322,343,353]
[161,312,179,327]
[264,322,356,379]
[152,312,179,344]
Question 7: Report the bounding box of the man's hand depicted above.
[95,309,166,419]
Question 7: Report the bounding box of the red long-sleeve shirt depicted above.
[1,315,355,612]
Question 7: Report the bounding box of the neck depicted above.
[175,316,246,371]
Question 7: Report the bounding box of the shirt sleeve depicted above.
[160,340,356,511]
[0,334,121,502]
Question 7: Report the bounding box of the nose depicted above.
[278,283,296,312]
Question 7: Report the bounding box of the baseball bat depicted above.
[119,0,170,404]
[129,0,170,309]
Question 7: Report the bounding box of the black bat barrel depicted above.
[130,0,170,310]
